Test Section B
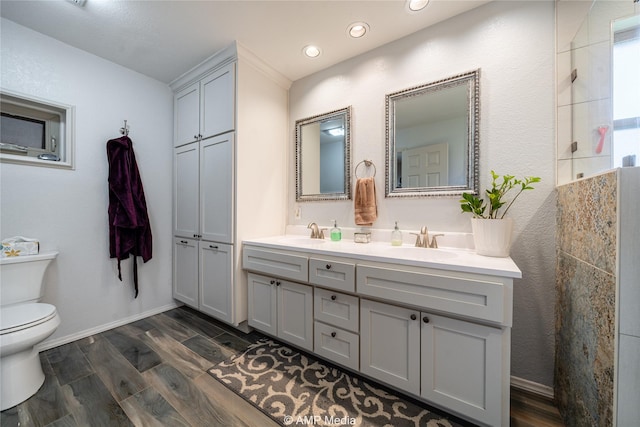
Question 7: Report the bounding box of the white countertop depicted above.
[243,235,522,279]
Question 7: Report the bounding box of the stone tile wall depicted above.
[555,170,617,427]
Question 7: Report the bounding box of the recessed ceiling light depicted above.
[303,45,321,58]
[407,0,429,12]
[347,22,370,38]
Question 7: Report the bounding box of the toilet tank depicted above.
[0,251,58,306]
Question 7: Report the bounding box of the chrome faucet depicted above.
[411,226,444,248]
[307,222,326,239]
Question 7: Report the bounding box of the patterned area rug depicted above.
[208,338,468,427]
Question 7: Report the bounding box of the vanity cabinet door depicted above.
[174,82,200,147]
[173,237,199,307]
[360,299,420,395]
[247,273,277,336]
[200,242,233,323]
[278,281,313,352]
[309,258,355,292]
[421,313,503,426]
[314,288,359,333]
[243,246,308,283]
[314,321,359,371]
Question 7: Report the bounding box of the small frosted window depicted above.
[1,113,46,150]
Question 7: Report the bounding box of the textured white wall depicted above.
[289,1,557,386]
[0,19,175,347]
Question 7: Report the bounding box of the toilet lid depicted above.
[0,303,57,334]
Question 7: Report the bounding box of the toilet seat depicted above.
[0,303,58,335]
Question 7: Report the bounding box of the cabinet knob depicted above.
[410,314,417,320]
[270,280,275,285]
[276,281,281,286]
[331,332,336,338]
[326,264,332,270]
[194,135,198,140]
[331,295,337,301]
[423,316,430,323]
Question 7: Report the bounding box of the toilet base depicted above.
[1,346,46,411]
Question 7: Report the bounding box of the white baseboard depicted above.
[37,302,180,351]
[511,375,555,399]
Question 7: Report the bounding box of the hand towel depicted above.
[354,177,378,226]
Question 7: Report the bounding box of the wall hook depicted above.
[120,120,129,136]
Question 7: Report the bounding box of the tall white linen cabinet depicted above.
[170,42,291,326]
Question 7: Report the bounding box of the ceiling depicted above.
[0,0,489,84]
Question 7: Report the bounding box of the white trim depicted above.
[236,42,292,90]
[36,302,180,351]
[170,43,237,92]
[510,375,555,399]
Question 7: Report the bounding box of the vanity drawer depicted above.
[243,246,308,283]
[314,288,359,333]
[309,258,355,292]
[357,265,507,324]
[314,321,359,371]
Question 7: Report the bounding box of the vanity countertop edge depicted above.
[242,235,522,279]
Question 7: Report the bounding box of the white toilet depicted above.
[0,251,60,411]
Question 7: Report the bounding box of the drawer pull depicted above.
[209,245,218,249]
[331,332,336,338]
[326,264,332,270]
[180,240,188,244]
[331,295,337,301]
[410,314,417,320]
[423,316,430,323]
[270,280,275,285]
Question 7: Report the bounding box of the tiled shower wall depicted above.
[555,170,617,426]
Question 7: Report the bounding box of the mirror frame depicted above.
[295,106,352,202]
[385,69,480,198]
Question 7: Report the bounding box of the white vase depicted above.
[471,217,514,257]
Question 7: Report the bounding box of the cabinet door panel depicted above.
[421,313,502,426]
[200,242,233,323]
[174,82,200,147]
[314,321,359,371]
[360,299,420,395]
[243,246,308,283]
[278,281,313,351]
[200,133,233,243]
[313,288,359,333]
[201,63,235,139]
[309,258,355,292]
[174,143,199,239]
[173,237,198,307]
[247,273,277,336]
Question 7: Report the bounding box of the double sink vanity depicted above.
[242,234,520,427]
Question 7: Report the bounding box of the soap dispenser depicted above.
[391,221,403,246]
[330,220,342,241]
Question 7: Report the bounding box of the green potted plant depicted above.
[460,171,540,257]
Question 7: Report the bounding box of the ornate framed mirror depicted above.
[295,106,352,202]
[385,70,479,197]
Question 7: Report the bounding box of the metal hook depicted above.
[120,120,129,136]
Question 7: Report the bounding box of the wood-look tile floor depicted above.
[1,306,563,427]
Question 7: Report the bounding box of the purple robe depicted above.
[107,135,152,298]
